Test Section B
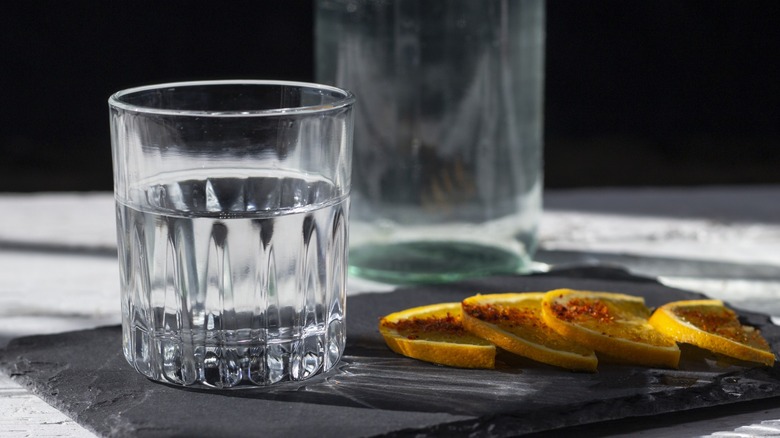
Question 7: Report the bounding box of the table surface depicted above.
[2,186,780,437]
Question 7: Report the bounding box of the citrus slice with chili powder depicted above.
[541,289,681,368]
[649,299,776,366]
[461,293,598,372]
[379,302,496,368]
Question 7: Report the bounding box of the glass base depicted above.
[348,241,531,284]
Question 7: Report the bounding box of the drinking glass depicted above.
[316,0,545,283]
[109,80,354,388]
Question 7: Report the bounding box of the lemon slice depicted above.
[541,289,681,368]
[379,302,496,368]
[461,293,598,372]
[649,299,776,366]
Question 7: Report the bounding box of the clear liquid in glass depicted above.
[116,172,348,388]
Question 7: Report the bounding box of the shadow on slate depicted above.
[2,267,780,437]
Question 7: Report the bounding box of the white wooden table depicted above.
[2,187,780,437]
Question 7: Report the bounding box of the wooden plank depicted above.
[0,374,96,438]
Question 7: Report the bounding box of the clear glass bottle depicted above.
[316,0,545,283]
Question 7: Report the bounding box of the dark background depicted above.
[1,1,778,192]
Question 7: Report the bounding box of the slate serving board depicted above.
[2,267,780,437]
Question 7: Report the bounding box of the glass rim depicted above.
[108,79,355,117]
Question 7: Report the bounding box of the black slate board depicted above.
[2,267,780,437]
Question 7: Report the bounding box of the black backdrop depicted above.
[1,1,778,192]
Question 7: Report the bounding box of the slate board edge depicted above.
[1,357,107,437]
